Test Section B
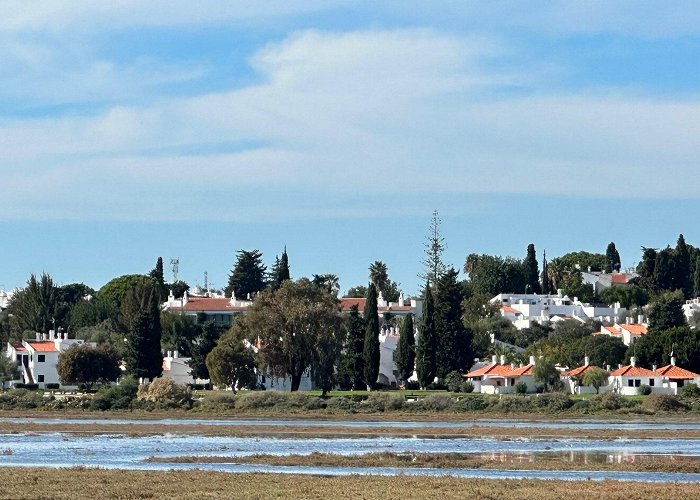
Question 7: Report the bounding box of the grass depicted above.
[0,468,698,499]
[145,451,700,473]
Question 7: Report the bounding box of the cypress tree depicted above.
[434,268,472,378]
[270,248,291,289]
[524,244,541,294]
[675,234,691,298]
[605,242,621,273]
[693,256,700,298]
[541,251,550,295]
[362,283,380,390]
[654,248,675,292]
[416,282,437,389]
[394,313,415,383]
[345,305,365,390]
[225,249,267,299]
[124,283,163,380]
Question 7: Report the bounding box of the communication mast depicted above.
[170,258,179,282]
[204,271,208,290]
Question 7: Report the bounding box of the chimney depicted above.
[584,356,590,366]
[173,351,179,359]
[630,357,636,367]
[167,350,172,358]
[491,355,498,365]
[652,364,657,372]
[182,291,188,305]
[168,289,174,301]
[671,356,676,366]
[36,332,40,341]
[510,363,515,369]
[638,314,644,324]
[399,291,405,305]
[500,355,506,365]
[529,355,536,366]
[606,364,611,372]
[557,289,563,297]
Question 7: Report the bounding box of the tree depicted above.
[532,358,560,392]
[206,331,257,391]
[675,234,691,298]
[605,242,621,273]
[270,247,291,289]
[419,210,447,285]
[524,244,541,294]
[629,326,700,373]
[648,291,686,331]
[394,314,415,383]
[557,251,606,272]
[123,282,163,380]
[637,247,658,290]
[169,280,190,299]
[599,285,649,309]
[416,283,437,389]
[363,283,380,390]
[465,254,526,295]
[369,261,389,296]
[312,274,340,296]
[694,256,700,298]
[244,279,343,392]
[653,248,675,292]
[345,285,368,298]
[6,273,58,335]
[98,274,152,310]
[338,305,365,390]
[160,312,198,357]
[581,367,609,394]
[0,354,20,389]
[56,344,121,390]
[225,250,267,299]
[149,257,166,298]
[188,321,224,381]
[434,268,472,378]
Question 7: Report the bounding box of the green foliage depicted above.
[637,384,652,396]
[90,377,139,410]
[244,278,343,392]
[680,383,700,398]
[648,291,686,330]
[0,354,20,387]
[532,358,560,392]
[435,268,472,378]
[394,314,415,383]
[6,273,58,335]
[338,305,365,390]
[599,285,649,309]
[123,282,163,380]
[419,210,447,285]
[188,321,225,381]
[581,367,609,394]
[464,254,525,296]
[69,297,118,330]
[459,381,474,393]
[368,261,388,297]
[269,248,291,289]
[605,242,621,273]
[311,274,340,296]
[225,249,267,299]
[0,389,45,409]
[444,370,463,392]
[515,381,528,394]
[98,274,151,309]
[627,325,700,373]
[557,251,606,273]
[169,280,190,299]
[345,285,367,298]
[416,284,437,389]
[196,392,238,411]
[234,391,319,411]
[206,331,257,391]
[160,312,198,357]
[364,392,404,412]
[363,284,380,390]
[56,344,121,389]
[524,244,541,294]
[642,393,686,412]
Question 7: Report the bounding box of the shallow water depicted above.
[2,416,700,430]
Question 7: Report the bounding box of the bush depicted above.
[514,381,528,394]
[44,383,60,390]
[196,392,237,411]
[452,395,490,412]
[445,371,464,392]
[412,394,452,412]
[23,384,39,391]
[90,378,138,410]
[680,383,700,398]
[235,391,320,411]
[493,396,535,413]
[426,379,447,391]
[13,383,25,389]
[539,393,573,412]
[589,392,629,411]
[0,389,45,409]
[136,378,193,409]
[642,394,687,412]
[459,381,474,393]
[638,385,652,396]
[404,381,420,390]
[364,393,404,412]
[325,396,358,412]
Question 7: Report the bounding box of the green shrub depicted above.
[638,385,652,396]
[404,381,420,390]
[589,392,628,411]
[44,383,60,390]
[0,389,45,409]
[90,378,138,410]
[426,379,447,391]
[569,400,591,412]
[452,395,489,412]
[413,394,452,412]
[642,394,687,412]
[459,381,474,393]
[24,384,39,391]
[493,396,535,413]
[445,371,464,392]
[680,383,700,398]
[539,392,573,412]
[515,381,528,394]
[364,392,404,412]
[13,383,25,389]
[235,391,318,410]
[196,392,237,411]
[324,397,358,412]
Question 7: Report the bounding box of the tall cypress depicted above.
[434,268,472,378]
[605,242,621,273]
[124,283,163,380]
[345,305,365,390]
[270,247,291,289]
[394,313,415,383]
[524,244,541,294]
[541,251,550,295]
[362,283,380,390]
[693,257,700,298]
[675,234,691,298]
[416,282,437,389]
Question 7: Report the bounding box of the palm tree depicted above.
[368,261,388,295]
[312,274,340,296]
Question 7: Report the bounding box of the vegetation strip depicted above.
[145,451,700,473]
[1,468,699,500]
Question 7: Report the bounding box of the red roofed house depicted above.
[339,291,422,322]
[162,289,252,326]
[563,357,614,395]
[5,331,96,389]
[464,355,539,394]
[655,357,700,394]
[609,357,661,395]
[596,318,647,346]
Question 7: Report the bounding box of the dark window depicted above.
[38,354,45,362]
[634,379,641,387]
[37,375,44,383]
[16,355,21,362]
[510,378,515,385]
[649,379,655,387]
[628,380,634,387]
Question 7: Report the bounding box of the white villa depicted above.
[581,269,638,295]
[492,291,624,330]
[463,355,539,394]
[162,289,252,326]
[0,289,12,311]
[595,318,648,346]
[5,331,96,389]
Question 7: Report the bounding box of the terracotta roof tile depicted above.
[26,341,58,352]
[169,297,248,313]
[621,324,647,335]
[610,365,656,377]
[501,306,519,314]
[655,365,700,379]
[565,365,596,377]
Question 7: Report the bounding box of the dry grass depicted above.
[0,468,698,500]
[144,451,700,473]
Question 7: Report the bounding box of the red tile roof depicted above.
[655,365,700,379]
[501,305,519,314]
[12,343,27,352]
[621,324,647,335]
[465,363,533,378]
[169,297,248,313]
[610,365,656,377]
[565,365,597,377]
[339,298,413,313]
[611,273,630,284]
[25,341,58,352]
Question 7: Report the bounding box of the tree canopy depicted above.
[225,249,267,299]
[363,283,380,390]
[56,344,120,389]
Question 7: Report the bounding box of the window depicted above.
[628,380,634,387]
[510,378,515,385]
[37,375,44,383]
[649,379,655,387]
[634,379,641,387]
[38,354,45,362]
[16,354,21,362]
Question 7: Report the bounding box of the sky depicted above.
[2,1,700,296]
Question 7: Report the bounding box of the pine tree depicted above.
[654,248,675,292]
[541,251,550,295]
[362,284,380,390]
[270,248,291,289]
[419,210,447,285]
[149,257,166,299]
[225,250,267,299]
[524,244,541,294]
[124,283,163,380]
[693,257,700,298]
[343,305,365,390]
[416,282,437,389]
[394,314,415,383]
[434,268,472,378]
[605,242,621,273]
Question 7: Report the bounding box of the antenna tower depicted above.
[204,271,208,290]
[170,258,179,282]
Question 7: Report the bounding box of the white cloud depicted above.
[2,28,700,221]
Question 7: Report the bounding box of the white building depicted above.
[595,318,648,346]
[682,297,700,325]
[162,290,251,326]
[609,358,661,395]
[161,351,210,386]
[0,289,12,310]
[581,270,638,295]
[464,355,539,394]
[6,331,95,389]
[492,291,624,330]
[339,292,423,322]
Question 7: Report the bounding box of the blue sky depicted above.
[2,1,700,295]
